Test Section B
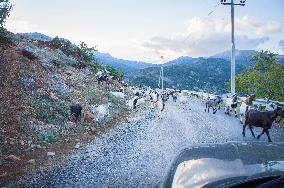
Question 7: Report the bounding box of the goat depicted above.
[69,102,82,123]
[155,100,163,117]
[224,95,238,117]
[242,107,284,142]
[205,96,222,114]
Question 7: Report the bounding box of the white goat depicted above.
[155,100,163,117]
[91,103,110,124]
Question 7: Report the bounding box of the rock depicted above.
[0,172,7,177]
[84,111,96,123]
[50,74,71,97]
[36,145,42,149]
[51,59,64,67]
[75,139,80,142]
[22,78,35,88]
[90,126,96,133]
[50,92,59,100]
[27,159,35,164]
[67,121,76,129]
[28,140,32,145]
[6,155,21,162]
[20,141,25,146]
[47,152,55,157]
[18,46,38,60]
[38,60,54,73]
[74,142,81,149]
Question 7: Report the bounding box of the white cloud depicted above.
[141,17,269,59]
[5,17,50,35]
[236,16,284,35]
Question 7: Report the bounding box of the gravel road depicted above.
[14,98,284,187]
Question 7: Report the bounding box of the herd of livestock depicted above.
[68,70,284,142]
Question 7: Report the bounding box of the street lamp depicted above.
[221,0,246,95]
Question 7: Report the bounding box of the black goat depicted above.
[69,103,82,122]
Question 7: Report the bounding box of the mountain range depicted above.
[18,32,284,94]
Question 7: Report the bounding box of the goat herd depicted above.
[202,92,284,142]
[69,70,284,143]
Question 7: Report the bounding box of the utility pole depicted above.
[161,56,164,90]
[221,0,245,95]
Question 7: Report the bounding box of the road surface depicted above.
[14,98,284,187]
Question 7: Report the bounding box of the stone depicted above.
[23,78,35,88]
[84,111,96,123]
[47,152,55,157]
[18,46,38,60]
[27,159,36,164]
[20,141,25,146]
[6,155,21,162]
[51,59,64,67]
[50,74,71,97]
[50,92,59,100]
[74,142,81,149]
[39,60,54,73]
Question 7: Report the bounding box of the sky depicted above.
[5,0,284,63]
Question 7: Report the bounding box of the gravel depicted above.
[13,98,284,187]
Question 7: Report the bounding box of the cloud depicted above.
[279,40,284,51]
[236,16,284,35]
[141,17,269,58]
[5,17,50,35]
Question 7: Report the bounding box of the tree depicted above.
[234,50,284,101]
[0,0,12,27]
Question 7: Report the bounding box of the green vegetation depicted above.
[79,41,101,71]
[106,65,125,80]
[234,50,284,101]
[51,37,102,71]
[0,0,12,26]
[31,93,70,125]
[0,0,12,44]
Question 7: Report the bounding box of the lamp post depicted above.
[220,0,246,95]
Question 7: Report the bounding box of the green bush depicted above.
[0,0,12,27]
[106,65,124,80]
[0,26,12,44]
[232,50,284,101]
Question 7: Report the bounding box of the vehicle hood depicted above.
[162,142,284,188]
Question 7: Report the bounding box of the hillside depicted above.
[127,50,284,93]
[0,32,146,185]
[128,57,253,94]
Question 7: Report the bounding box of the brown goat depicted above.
[240,94,256,106]
[242,107,284,142]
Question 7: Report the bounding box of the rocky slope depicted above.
[0,33,144,186]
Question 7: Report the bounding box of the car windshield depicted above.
[1,0,284,187]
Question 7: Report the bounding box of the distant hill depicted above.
[93,51,155,73]
[16,32,53,41]
[127,49,284,94]
[128,57,242,94]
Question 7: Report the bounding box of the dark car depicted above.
[163,142,284,188]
